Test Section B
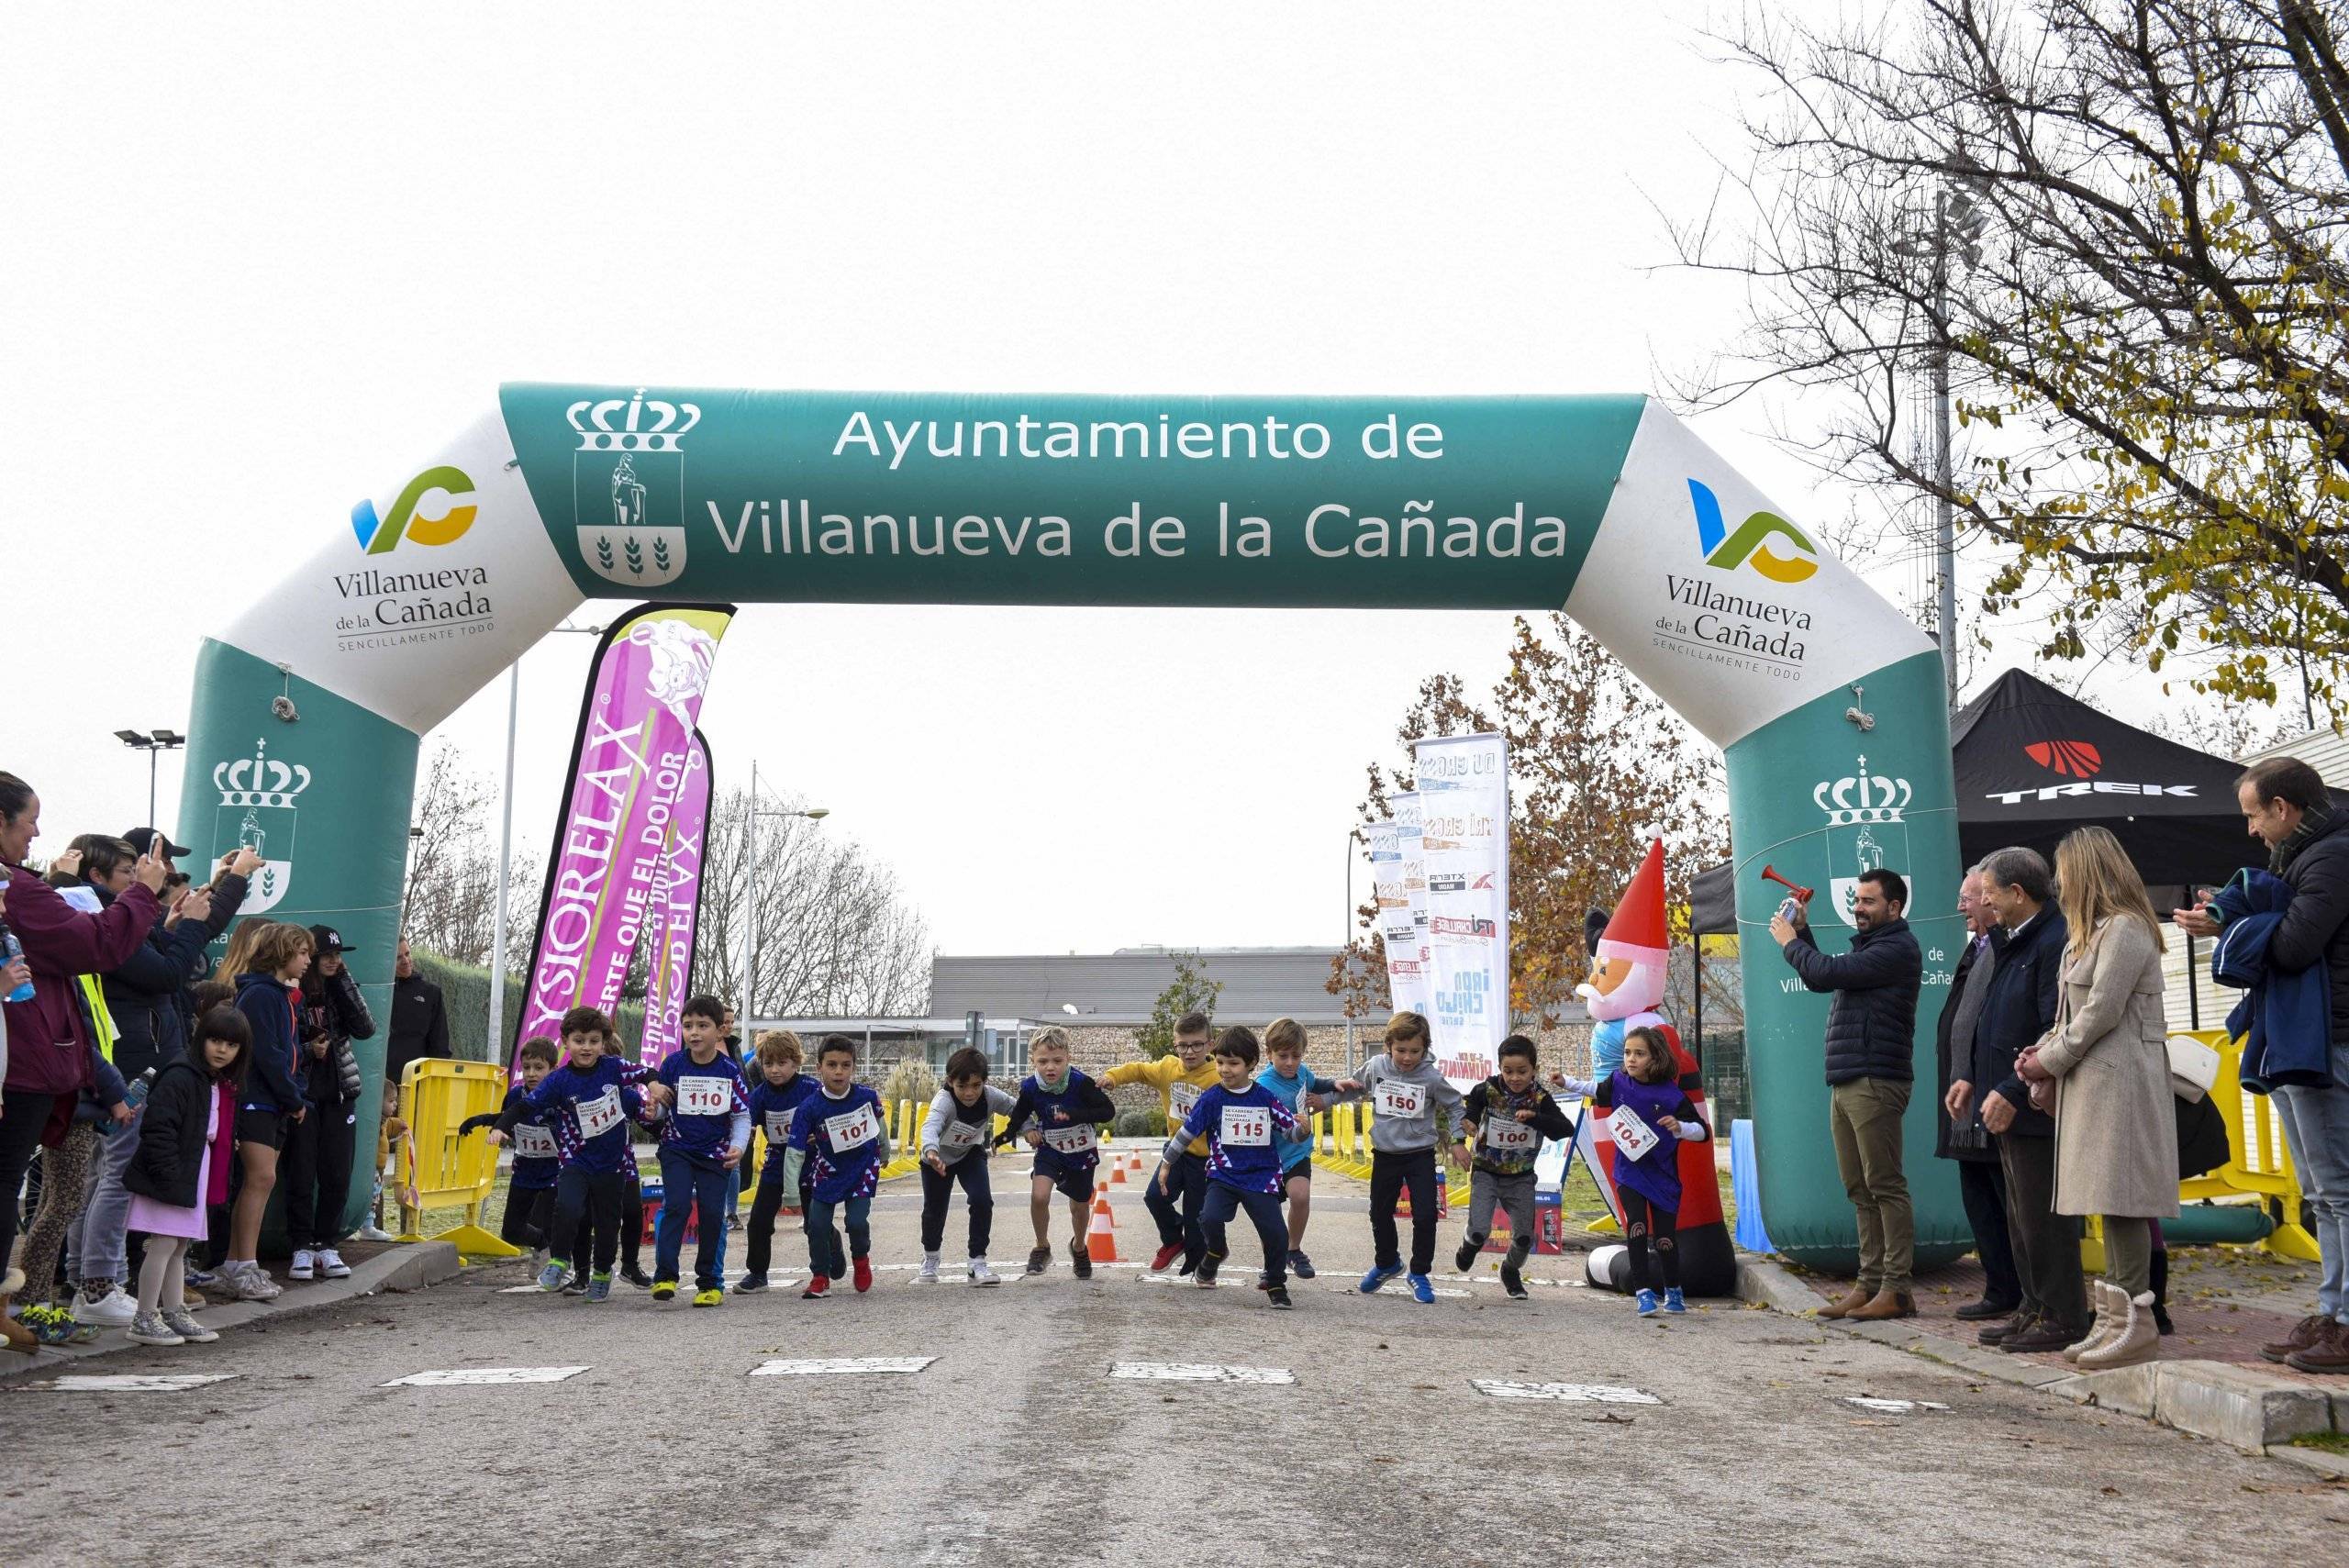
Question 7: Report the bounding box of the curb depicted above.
[0,1240,462,1385]
[1733,1251,2348,1455]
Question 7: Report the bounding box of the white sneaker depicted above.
[288,1251,316,1282]
[913,1252,941,1285]
[967,1258,1001,1287]
[225,1263,279,1302]
[73,1284,139,1327]
[354,1223,395,1242]
[162,1309,218,1343]
[317,1249,351,1279]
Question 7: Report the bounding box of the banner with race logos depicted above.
[514,603,734,1065]
[636,728,714,1065]
[1391,791,1433,1019]
[1369,812,1429,1018]
[1412,735,1509,1086]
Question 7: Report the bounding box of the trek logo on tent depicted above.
[1986,781,2199,805]
[351,466,478,555]
[2025,740,2102,778]
[1687,479,1818,584]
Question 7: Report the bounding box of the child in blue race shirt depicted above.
[782,1036,892,1300]
[457,1036,562,1259]
[1167,1025,1300,1308]
[650,995,751,1307]
[996,1026,1116,1279]
[490,1006,649,1302]
[738,1030,818,1292]
[1254,1016,1335,1281]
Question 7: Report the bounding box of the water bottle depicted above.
[124,1067,157,1110]
[0,925,31,1004]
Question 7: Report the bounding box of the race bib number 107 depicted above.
[826,1102,882,1151]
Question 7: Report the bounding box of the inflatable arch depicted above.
[180,385,1964,1266]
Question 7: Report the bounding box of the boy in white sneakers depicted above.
[916,1047,1016,1285]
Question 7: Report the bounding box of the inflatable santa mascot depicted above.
[1576,839,1737,1296]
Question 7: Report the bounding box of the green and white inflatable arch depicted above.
[183,386,1963,1266]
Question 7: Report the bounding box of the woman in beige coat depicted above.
[2017,825,2178,1369]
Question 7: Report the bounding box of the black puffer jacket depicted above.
[297,966,373,1106]
[96,873,248,1084]
[124,1051,230,1210]
[1783,916,1923,1085]
[2270,807,2349,1036]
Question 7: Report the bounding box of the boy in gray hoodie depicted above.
[1329,1010,1464,1304]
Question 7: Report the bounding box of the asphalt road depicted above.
[5,1166,2343,1567]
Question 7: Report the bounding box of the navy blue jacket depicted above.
[2212,868,2333,1092]
[96,873,248,1084]
[1782,917,1922,1084]
[233,971,306,1115]
[2266,808,2349,1044]
[1972,907,2067,1139]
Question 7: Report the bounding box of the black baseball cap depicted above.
[124,827,193,862]
[308,925,356,955]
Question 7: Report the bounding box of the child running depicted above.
[120,1006,249,1347]
[738,1029,818,1292]
[1254,1016,1336,1280]
[1328,1010,1465,1305]
[1100,1012,1219,1275]
[1453,1034,1577,1299]
[458,1036,562,1258]
[1597,1024,1711,1316]
[1166,1025,1300,1308]
[490,1006,649,1302]
[781,1036,892,1299]
[649,995,751,1307]
[917,1047,1016,1286]
[996,1026,1115,1278]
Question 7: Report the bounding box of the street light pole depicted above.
[1343,827,1356,1072]
[114,728,185,828]
[1897,161,1987,713]
[740,758,829,1029]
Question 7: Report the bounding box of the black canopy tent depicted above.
[1689,667,2268,1029]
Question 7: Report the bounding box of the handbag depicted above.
[2165,1033,2220,1102]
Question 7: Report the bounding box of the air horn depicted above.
[1761,863,1813,922]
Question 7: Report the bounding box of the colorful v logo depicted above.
[351,465,478,554]
[1687,479,1818,584]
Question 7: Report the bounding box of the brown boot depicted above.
[2261,1313,2332,1364]
[1847,1288,1918,1321]
[2285,1320,2349,1375]
[1816,1284,1873,1319]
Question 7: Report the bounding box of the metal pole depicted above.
[1932,221,1959,711]
[1343,829,1356,1073]
[741,760,759,1027]
[2186,929,2200,1031]
[486,662,519,1064]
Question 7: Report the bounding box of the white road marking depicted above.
[383,1365,591,1387]
[1842,1396,1949,1413]
[35,1373,236,1393]
[1338,1284,1475,1299]
[1108,1362,1296,1385]
[751,1356,938,1376]
[1470,1380,1662,1404]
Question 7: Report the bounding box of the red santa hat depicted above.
[1595,839,1670,968]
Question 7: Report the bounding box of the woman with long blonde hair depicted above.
[2016,825,2178,1369]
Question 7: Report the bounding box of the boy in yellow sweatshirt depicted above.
[1100,1010,1219,1274]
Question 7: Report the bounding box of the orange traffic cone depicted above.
[1110,1159,1128,1184]
[1086,1195,1120,1262]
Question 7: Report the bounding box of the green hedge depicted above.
[415,949,647,1062]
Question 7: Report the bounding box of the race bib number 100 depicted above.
[826,1102,881,1151]
[1484,1118,1537,1153]
[1375,1079,1428,1118]
[575,1089,623,1140]
[674,1076,731,1118]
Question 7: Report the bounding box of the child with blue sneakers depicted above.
[739,1029,818,1292]
[1254,1017,1335,1281]
[489,1006,649,1302]
[649,996,751,1307]
[1167,1025,1300,1308]
[457,1036,562,1257]
[1453,1034,1578,1299]
[996,1026,1116,1279]
[1328,1010,1464,1305]
[1598,1025,1710,1316]
[781,1036,892,1299]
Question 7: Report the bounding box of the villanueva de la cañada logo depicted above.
[333,465,495,649]
[1687,478,1818,583]
[570,388,700,588]
[351,466,477,553]
[215,737,309,915]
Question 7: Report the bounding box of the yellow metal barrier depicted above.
[875,1098,922,1180]
[395,1059,519,1258]
[2180,1029,2319,1261]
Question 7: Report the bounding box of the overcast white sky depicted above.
[3,2,2218,957]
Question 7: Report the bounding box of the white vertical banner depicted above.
[1368,820,1424,1018]
[1392,792,1433,1020]
[1412,735,1509,1086]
